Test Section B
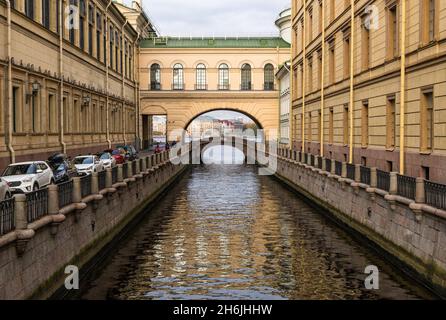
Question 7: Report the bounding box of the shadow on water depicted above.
[67,161,437,300]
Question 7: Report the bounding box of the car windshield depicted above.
[56,164,66,171]
[3,164,37,176]
[74,157,93,165]
[100,153,110,160]
[112,150,120,155]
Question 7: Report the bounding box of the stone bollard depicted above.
[72,177,82,203]
[331,159,336,175]
[48,184,59,215]
[389,172,398,195]
[117,164,123,182]
[341,162,347,178]
[141,157,147,173]
[14,194,28,231]
[314,156,319,169]
[106,168,112,188]
[415,177,425,204]
[370,167,377,188]
[91,172,99,194]
[355,164,361,183]
[127,161,133,178]
[307,154,312,166]
[321,157,326,171]
[148,155,152,169]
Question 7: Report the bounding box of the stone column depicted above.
[314,156,319,168]
[135,159,140,174]
[341,162,347,178]
[72,177,82,203]
[415,177,425,204]
[370,167,377,188]
[331,160,336,174]
[48,184,59,215]
[141,157,147,172]
[321,157,326,171]
[389,172,398,195]
[147,155,152,169]
[91,172,99,194]
[127,161,133,178]
[106,168,112,188]
[14,194,27,230]
[355,164,361,182]
[117,164,123,182]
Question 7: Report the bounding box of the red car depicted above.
[111,149,126,164]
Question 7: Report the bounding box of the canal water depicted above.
[80,163,434,300]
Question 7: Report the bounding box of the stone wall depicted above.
[0,153,186,299]
[273,154,446,296]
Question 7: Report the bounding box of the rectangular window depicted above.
[343,32,351,79]
[88,4,94,56]
[307,59,313,93]
[308,10,313,42]
[330,0,335,21]
[343,104,349,145]
[110,26,114,68]
[361,100,369,147]
[25,0,34,20]
[387,5,398,59]
[73,99,79,132]
[329,41,335,84]
[329,107,334,144]
[386,96,396,149]
[422,0,436,43]
[421,90,434,152]
[307,112,312,142]
[69,0,77,45]
[317,51,322,90]
[42,0,50,29]
[103,19,107,63]
[31,95,38,133]
[12,87,20,133]
[96,13,102,61]
[362,18,370,70]
[63,97,69,133]
[318,110,322,143]
[48,94,57,133]
[79,0,85,50]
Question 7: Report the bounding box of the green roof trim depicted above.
[140,37,291,49]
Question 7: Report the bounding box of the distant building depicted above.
[276,62,291,146]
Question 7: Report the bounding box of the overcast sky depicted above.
[129,0,290,36]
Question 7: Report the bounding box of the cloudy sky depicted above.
[127,0,290,36]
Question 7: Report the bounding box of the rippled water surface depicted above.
[80,165,434,300]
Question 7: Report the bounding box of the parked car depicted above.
[73,155,104,176]
[111,149,126,164]
[47,153,71,184]
[117,145,138,161]
[99,152,116,169]
[2,161,54,193]
[0,178,12,200]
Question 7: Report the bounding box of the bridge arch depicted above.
[184,108,263,131]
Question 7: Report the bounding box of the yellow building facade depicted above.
[0,0,153,169]
[291,0,446,183]
[138,37,290,147]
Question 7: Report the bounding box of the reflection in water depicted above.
[80,164,434,300]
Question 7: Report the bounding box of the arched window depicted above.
[150,63,161,90]
[241,63,252,90]
[264,64,274,90]
[172,63,184,90]
[195,64,207,90]
[218,64,230,90]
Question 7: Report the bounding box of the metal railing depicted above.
[172,83,185,90]
[240,83,252,91]
[150,82,161,90]
[425,180,446,210]
[122,163,129,179]
[397,174,416,200]
[132,161,137,175]
[335,161,342,176]
[80,175,92,198]
[218,84,230,90]
[360,166,371,185]
[26,188,48,223]
[317,157,323,169]
[195,84,208,90]
[58,180,73,208]
[377,169,390,192]
[347,163,355,180]
[325,158,332,172]
[0,198,15,236]
[98,170,106,191]
[112,166,118,184]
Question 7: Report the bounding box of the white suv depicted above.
[2,161,54,193]
[73,155,104,176]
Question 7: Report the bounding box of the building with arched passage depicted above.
[138,37,290,147]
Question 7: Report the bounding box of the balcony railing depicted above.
[122,163,129,179]
[112,166,118,184]
[26,188,49,223]
[150,82,161,90]
[335,161,342,176]
[218,84,230,90]
[80,175,92,198]
[397,174,416,200]
[195,84,208,90]
[98,170,107,191]
[346,163,355,180]
[425,180,446,210]
[360,166,371,185]
[0,198,15,236]
[240,83,252,91]
[377,169,390,192]
[172,83,185,90]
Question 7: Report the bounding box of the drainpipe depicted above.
[121,20,128,145]
[320,0,325,157]
[59,0,66,154]
[301,0,306,153]
[5,1,15,163]
[348,0,355,164]
[399,0,406,175]
[105,0,112,149]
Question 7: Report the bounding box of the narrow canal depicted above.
[80,164,434,300]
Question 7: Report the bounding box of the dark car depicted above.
[117,145,138,161]
[47,153,71,183]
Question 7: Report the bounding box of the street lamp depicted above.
[26,80,41,104]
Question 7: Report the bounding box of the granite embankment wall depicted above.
[273,152,446,296]
[0,151,186,299]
